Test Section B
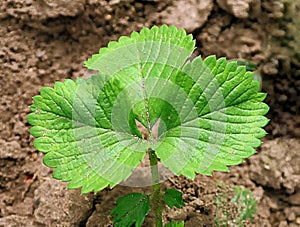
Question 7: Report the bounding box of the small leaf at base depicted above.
[110,193,150,227]
[164,189,185,209]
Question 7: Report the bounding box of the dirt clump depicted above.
[160,0,213,32]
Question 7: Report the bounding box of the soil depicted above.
[0,0,299,226]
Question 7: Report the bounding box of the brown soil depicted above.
[0,0,299,226]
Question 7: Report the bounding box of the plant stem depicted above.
[148,148,163,227]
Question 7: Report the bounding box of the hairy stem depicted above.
[149,148,163,227]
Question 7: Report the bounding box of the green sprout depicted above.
[215,183,257,226]
[27,25,269,226]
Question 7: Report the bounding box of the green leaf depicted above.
[151,56,269,178]
[164,189,185,209]
[27,25,195,193]
[110,193,150,227]
[165,221,185,227]
[27,24,269,193]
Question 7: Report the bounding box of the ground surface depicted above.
[0,0,299,226]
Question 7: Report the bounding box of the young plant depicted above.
[27,25,269,226]
[215,183,257,226]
